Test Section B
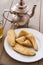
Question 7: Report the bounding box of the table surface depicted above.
[0,0,43,65]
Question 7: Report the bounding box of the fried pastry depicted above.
[16,37,32,47]
[13,43,36,56]
[16,36,25,44]
[23,40,32,47]
[17,30,29,38]
[7,29,16,46]
[26,34,38,51]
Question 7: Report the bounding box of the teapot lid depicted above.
[11,0,29,14]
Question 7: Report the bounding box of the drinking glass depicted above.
[0,16,5,39]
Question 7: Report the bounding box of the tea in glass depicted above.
[0,21,4,39]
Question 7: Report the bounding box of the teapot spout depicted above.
[30,5,36,18]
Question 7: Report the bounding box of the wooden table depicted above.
[0,0,43,65]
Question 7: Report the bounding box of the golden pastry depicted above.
[13,43,36,56]
[16,37,32,47]
[7,29,16,46]
[16,36,25,44]
[17,30,29,38]
[26,34,38,51]
[23,40,32,47]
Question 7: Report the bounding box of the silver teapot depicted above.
[3,0,36,27]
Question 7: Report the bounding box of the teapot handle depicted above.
[3,10,16,23]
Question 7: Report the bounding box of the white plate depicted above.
[4,28,43,63]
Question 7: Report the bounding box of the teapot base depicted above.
[14,22,29,29]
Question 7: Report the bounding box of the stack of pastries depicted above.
[7,29,38,56]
